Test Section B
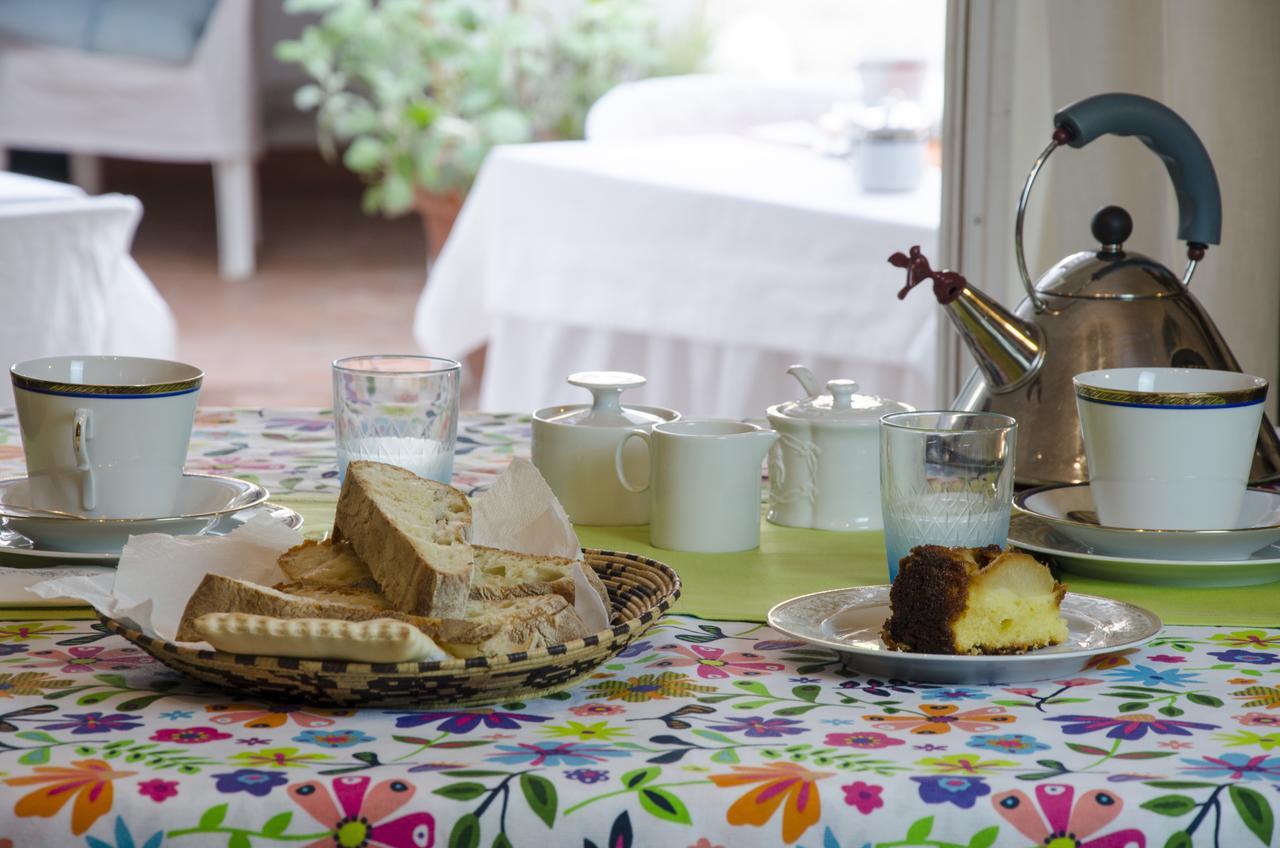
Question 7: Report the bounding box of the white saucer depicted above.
[0,474,269,553]
[0,503,304,564]
[1014,483,1280,561]
[767,585,1160,685]
[1009,513,1280,588]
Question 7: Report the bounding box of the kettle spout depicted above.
[889,246,1045,393]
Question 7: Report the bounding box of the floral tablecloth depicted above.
[0,409,1277,848]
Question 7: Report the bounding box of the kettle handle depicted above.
[1015,93,1220,311]
[1055,93,1221,247]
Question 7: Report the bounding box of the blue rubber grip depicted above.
[1054,93,1221,246]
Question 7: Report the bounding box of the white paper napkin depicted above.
[29,458,610,645]
[28,513,303,643]
[0,565,116,607]
[471,458,609,631]
[471,458,582,559]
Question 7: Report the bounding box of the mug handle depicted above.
[72,408,95,511]
[615,429,650,494]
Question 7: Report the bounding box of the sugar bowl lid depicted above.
[544,371,667,428]
[769,365,913,424]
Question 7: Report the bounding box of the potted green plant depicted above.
[276,0,703,259]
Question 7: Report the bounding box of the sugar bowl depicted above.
[532,372,679,525]
[766,365,914,531]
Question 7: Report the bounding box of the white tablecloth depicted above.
[414,135,939,417]
[0,172,176,405]
[0,170,84,203]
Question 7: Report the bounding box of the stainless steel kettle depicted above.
[891,92,1280,487]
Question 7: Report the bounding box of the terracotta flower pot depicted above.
[414,189,465,261]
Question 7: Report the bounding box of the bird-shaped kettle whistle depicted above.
[889,92,1280,487]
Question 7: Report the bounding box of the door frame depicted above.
[937,0,1019,404]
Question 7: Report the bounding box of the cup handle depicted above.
[615,429,651,494]
[72,408,95,511]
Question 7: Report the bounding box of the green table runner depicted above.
[276,494,1280,627]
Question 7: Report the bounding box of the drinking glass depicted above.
[332,355,461,483]
[880,411,1017,581]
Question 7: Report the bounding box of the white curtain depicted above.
[1000,0,1280,411]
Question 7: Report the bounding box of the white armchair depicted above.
[0,0,262,280]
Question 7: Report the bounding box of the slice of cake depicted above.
[881,545,1068,655]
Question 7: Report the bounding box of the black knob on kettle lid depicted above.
[1092,205,1133,249]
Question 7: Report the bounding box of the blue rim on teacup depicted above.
[10,356,203,399]
[1074,367,1267,410]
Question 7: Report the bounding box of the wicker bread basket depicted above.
[101,549,680,708]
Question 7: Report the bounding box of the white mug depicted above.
[615,419,778,553]
[11,356,203,518]
[1074,367,1267,530]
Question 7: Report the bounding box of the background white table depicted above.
[0,172,176,405]
[414,134,939,418]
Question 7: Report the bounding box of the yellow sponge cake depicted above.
[881,545,1068,655]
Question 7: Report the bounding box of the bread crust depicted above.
[176,573,412,641]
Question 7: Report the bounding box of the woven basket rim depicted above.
[100,548,680,675]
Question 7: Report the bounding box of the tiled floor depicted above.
[100,152,441,408]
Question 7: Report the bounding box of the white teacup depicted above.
[1074,367,1267,530]
[11,356,203,518]
[615,419,778,553]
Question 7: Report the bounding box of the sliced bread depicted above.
[175,573,407,641]
[333,461,473,617]
[278,539,378,591]
[177,573,592,657]
[436,594,591,658]
[273,580,393,611]
[472,545,610,612]
[281,538,609,615]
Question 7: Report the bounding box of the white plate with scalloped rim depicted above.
[767,585,1160,685]
[1009,512,1280,587]
[0,503,304,565]
[1015,483,1280,561]
[0,473,270,553]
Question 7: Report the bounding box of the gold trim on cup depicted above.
[10,372,202,398]
[1075,383,1267,408]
